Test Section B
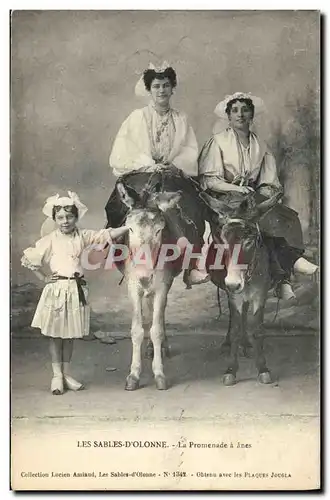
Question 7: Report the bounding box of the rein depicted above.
[217,219,263,284]
[245,222,262,284]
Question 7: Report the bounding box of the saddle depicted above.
[105,167,208,245]
[202,188,304,251]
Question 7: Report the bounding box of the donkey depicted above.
[113,182,186,391]
[201,190,282,386]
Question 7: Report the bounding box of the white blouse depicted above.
[198,127,282,191]
[148,104,175,162]
[109,103,199,177]
[21,228,111,277]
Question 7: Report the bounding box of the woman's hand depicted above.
[236,185,255,194]
[44,273,59,284]
[140,164,163,173]
[109,226,129,240]
[257,184,283,199]
[152,154,165,164]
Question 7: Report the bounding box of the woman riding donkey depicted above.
[198,92,318,300]
[106,62,210,287]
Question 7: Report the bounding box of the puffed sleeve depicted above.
[81,229,112,247]
[198,136,225,189]
[171,122,199,176]
[21,234,52,271]
[256,150,283,197]
[109,109,155,177]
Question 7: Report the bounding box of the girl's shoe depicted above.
[51,375,64,395]
[63,375,84,391]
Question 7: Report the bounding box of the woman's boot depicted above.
[178,237,210,288]
[293,257,318,275]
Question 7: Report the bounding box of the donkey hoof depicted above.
[125,375,140,391]
[145,346,154,359]
[258,371,272,384]
[155,375,167,390]
[223,373,236,386]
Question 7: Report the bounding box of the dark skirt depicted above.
[105,168,207,249]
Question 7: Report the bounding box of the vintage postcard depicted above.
[10,10,320,491]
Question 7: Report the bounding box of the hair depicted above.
[225,98,255,118]
[52,204,79,221]
[143,67,177,92]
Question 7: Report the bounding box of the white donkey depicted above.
[114,182,185,391]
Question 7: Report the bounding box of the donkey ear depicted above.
[116,182,136,209]
[152,191,182,212]
[199,191,227,217]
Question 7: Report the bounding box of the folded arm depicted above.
[256,152,283,198]
[202,175,252,194]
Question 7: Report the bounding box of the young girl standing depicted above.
[21,191,128,395]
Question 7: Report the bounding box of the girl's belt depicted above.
[56,273,87,305]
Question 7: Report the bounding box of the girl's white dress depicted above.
[21,228,111,339]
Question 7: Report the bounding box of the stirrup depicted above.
[51,375,64,395]
[63,375,84,391]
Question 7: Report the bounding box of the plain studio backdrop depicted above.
[11,11,319,299]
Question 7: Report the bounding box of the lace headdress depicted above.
[134,61,172,97]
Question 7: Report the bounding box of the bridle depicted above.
[245,224,262,283]
[220,218,263,284]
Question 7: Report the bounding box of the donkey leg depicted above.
[250,300,271,384]
[146,340,154,360]
[126,284,144,391]
[150,284,169,390]
[146,336,170,359]
[161,336,171,358]
[220,292,232,356]
[239,302,253,358]
[144,295,170,359]
[223,297,242,386]
[220,322,231,355]
[144,296,154,360]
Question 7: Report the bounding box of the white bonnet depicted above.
[134,61,173,97]
[42,191,88,221]
[214,92,265,119]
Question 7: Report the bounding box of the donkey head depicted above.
[201,190,282,292]
[117,182,182,277]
